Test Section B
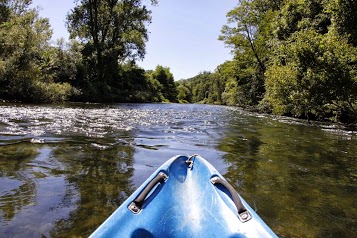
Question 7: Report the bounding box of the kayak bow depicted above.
[89,155,278,238]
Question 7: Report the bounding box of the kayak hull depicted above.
[89,155,277,238]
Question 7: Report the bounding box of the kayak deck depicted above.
[89,155,277,238]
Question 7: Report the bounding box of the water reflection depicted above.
[219,116,357,237]
[0,143,74,237]
[0,135,136,237]
[0,103,230,237]
[0,143,38,223]
[49,136,135,237]
[0,103,356,238]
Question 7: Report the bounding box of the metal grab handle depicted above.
[128,172,168,214]
[210,176,252,222]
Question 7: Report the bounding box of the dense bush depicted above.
[180,0,357,123]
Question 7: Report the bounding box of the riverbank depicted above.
[2,98,357,128]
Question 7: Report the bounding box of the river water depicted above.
[0,103,356,237]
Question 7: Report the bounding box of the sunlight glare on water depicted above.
[0,103,356,237]
[0,104,228,140]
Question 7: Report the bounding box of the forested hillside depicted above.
[0,0,177,103]
[177,0,357,123]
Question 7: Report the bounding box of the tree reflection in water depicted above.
[50,136,135,238]
[218,118,357,238]
[0,143,38,222]
[0,135,136,238]
[0,103,356,238]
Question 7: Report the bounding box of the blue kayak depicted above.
[89,155,278,237]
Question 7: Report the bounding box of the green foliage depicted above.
[264,0,357,122]
[266,29,357,121]
[31,81,74,103]
[176,71,223,105]
[1,0,176,104]
[41,39,83,85]
[0,0,76,103]
[119,63,164,102]
[328,0,357,46]
[176,0,357,123]
[190,72,212,103]
[66,0,156,84]
[149,65,177,102]
[273,0,331,40]
[2,0,357,124]
[214,61,238,106]
[217,0,275,108]
[63,0,176,103]
[264,64,299,115]
[176,83,191,103]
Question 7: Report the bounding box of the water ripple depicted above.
[0,104,230,142]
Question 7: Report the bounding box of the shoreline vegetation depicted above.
[1,0,357,125]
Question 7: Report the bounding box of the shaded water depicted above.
[0,103,356,237]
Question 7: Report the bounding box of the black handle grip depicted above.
[211,176,252,222]
[128,172,168,214]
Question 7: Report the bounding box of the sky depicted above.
[31,0,237,80]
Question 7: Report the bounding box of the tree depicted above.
[216,61,238,106]
[0,0,75,102]
[273,0,331,41]
[330,0,357,46]
[219,0,266,73]
[0,0,11,24]
[176,83,191,103]
[150,65,177,102]
[66,0,158,85]
[264,0,357,122]
[219,0,275,107]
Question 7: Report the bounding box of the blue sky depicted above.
[32,0,237,80]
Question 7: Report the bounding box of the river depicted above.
[0,103,356,237]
